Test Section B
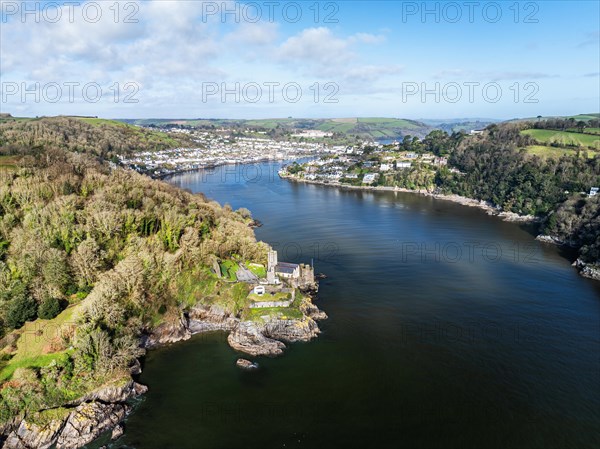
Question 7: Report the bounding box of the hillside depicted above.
[0,117,325,447]
[119,117,435,140]
[0,116,193,160]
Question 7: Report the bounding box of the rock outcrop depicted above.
[1,295,327,449]
[574,258,600,281]
[68,380,148,406]
[2,418,64,449]
[535,234,565,245]
[142,300,327,357]
[538,239,600,282]
[262,317,321,343]
[188,304,238,333]
[227,322,286,356]
[55,402,129,449]
[301,300,329,321]
[1,380,145,449]
[143,314,191,348]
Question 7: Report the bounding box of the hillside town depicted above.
[119,129,329,177]
[279,141,451,189]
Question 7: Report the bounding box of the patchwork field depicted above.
[522,129,600,149]
[120,117,434,139]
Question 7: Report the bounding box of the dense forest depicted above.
[423,121,600,264]
[0,117,193,161]
[0,118,265,424]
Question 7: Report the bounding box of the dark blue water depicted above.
[116,162,600,449]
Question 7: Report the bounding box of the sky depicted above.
[0,0,599,120]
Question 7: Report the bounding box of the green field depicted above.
[246,262,266,278]
[0,306,77,382]
[118,117,434,139]
[522,129,600,149]
[219,260,240,281]
[244,306,304,322]
[247,291,290,302]
[567,113,600,121]
[583,128,600,135]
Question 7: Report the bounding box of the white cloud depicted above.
[225,22,279,46]
[277,27,354,66]
[344,65,404,82]
[349,33,386,44]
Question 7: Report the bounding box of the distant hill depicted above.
[118,117,435,140]
[506,113,600,123]
[418,118,500,134]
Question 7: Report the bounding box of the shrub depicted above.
[38,297,62,320]
[6,295,38,329]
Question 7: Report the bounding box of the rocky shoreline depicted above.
[1,380,147,449]
[284,176,600,282]
[536,235,600,281]
[1,294,326,448]
[143,295,327,356]
[281,175,538,223]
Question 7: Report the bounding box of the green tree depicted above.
[6,295,37,329]
[38,297,62,320]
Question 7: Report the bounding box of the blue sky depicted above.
[0,0,598,119]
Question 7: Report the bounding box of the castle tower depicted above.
[268,250,278,271]
[267,250,278,284]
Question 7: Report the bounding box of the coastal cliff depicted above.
[144,296,327,357]
[1,295,326,449]
[1,380,147,449]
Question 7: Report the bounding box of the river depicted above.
[111,162,600,449]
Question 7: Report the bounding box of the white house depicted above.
[396,161,412,169]
[590,187,599,197]
[363,173,378,184]
[380,164,392,171]
[253,286,266,296]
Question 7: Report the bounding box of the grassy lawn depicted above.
[247,291,291,302]
[0,306,78,382]
[0,352,70,383]
[525,145,578,159]
[317,122,356,133]
[246,262,266,278]
[219,260,239,281]
[583,127,600,135]
[522,129,600,149]
[174,267,250,314]
[567,113,600,121]
[10,307,77,362]
[243,307,304,322]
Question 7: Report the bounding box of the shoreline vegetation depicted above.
[279,173,538,223]
[281,173,600,281]
[276,117,600,281]
[0,117,327,449]
[0,113,599,448]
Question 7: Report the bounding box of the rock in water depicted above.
[236,358,259,370]
[111,424,124,441]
